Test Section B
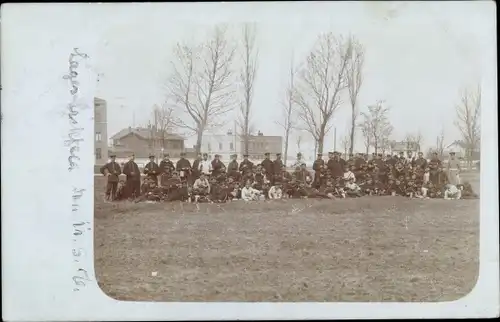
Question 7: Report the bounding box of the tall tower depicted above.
[94,97,109,164]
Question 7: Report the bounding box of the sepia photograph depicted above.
[1,1,498,320]
[91,3,486,303]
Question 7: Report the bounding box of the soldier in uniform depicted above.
[407,151,416,168]
[446,152,461,186]
[122,153,141,199]
[211,154,226,176]
[144,154,160,185]
[260,152,274,180]
[176,152,192,183]
[191,153,203,183]
[100,153,122,201]
[428,152,442,184]
[414,151,428,170]
[227,154,239,179]
[312,153,325,188]
[159,153,175,186]
[272,153,284,184]
[292,152,306,169]
[239,154,254,176]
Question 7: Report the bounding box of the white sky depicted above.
[32,1,493,157]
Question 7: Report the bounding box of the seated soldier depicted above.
[373,178,386,196]
[359,177,373,195]
[444,183,462,200]
[457,182,479,199]
[316,179,336,199]
[241,180,264,201]
[115,180,127,201]
[192,173,211,203]
[136,178,163,202]
[345,177,363,197]
[268,181,284,200]
[394,177,407,196]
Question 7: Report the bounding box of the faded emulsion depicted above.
[63,48,93,292]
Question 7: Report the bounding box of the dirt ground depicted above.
[94,173,480,302]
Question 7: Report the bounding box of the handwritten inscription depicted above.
[63,48,88,172]
[64,48,92,292]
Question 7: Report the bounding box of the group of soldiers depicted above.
[99,149,478,203]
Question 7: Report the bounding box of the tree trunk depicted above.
[317,138,324,155]
[283,128,290,166]
[244,133,250,155]
[374,140,378,154]
[349,113,355,155]
[195,129,203,155]
[365,144,369,155]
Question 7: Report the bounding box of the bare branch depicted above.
[165,26,237,154]
[238,23,259,155]
[359,101,393,154]
[454,84,481,162]
[346,35,365,155]
[292,32,352,154]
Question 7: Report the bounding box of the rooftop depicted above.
[110,127,184,141]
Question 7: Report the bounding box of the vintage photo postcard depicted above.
[1,1,498,320]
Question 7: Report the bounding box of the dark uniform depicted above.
[428,153,442,184]
[176,153,192,183]
[122,156,141,199]
[260,153,274,179]
[100,155,122,201]
[159,154,175,186]
[272,153,284,183]
[211,154,226,176]
[191,154,203,182]
[312,153,325,188]
[239,154,254,176]
[227,154,239,179]
[414,153,428,171]
[144,155,160,185]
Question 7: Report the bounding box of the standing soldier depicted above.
[211,154,226,176]
[159,153,175,186]
[260,152,274,179]
[122,153,141,199]
[191,153,203,182]
[312,153,325,188]
[239,154,254,176]
[176,152,192,183]
[144,154,160,185]
[227,154,239,178]
[100,153,122,201]
[446,152,461,185]
[272,153,284,184]
[407,151,416,168]
[414,151,428,170]
[428,152,442,184]
[292,152,306,169]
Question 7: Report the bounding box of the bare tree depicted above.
[360,101,393,154]
[296,134,302,153]
[340,133,351,158]
[239,23,259,155]
[292,32,351,154]
[454,84,481,165]
[403,131,423,153]
[359,118,371,155]
[275,55,298,166]
[167,26,236,154]
[345,36,365,156]
[152,104,175,151]
[436,128,446,157]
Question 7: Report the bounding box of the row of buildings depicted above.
[94,97,283,165]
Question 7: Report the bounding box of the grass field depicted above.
[94,173,480,302]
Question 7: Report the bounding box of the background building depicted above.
[242,131,283,161]
[110,126,185,160]
[389,140,420,155]
[200,130,240,160]
[94,97,108,165]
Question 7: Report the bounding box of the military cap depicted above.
[317,153,323,156]
[334,151,340,155]
[214,154,220,157]
[203,152,208,156]
[432,152,438,155]
[231,153,237,158]
[109,153,116,157]
[297,152,302,157]
[243,154,249,157]
[264,152,270,156]
[378,153,382,157]
[163,153,170,157]
[276,153,281,156]
[180,152,186,156]
[449,151,455,155]
[149,153,155,158]
[399,151,405,154]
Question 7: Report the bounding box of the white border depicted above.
[1,2,498,320]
